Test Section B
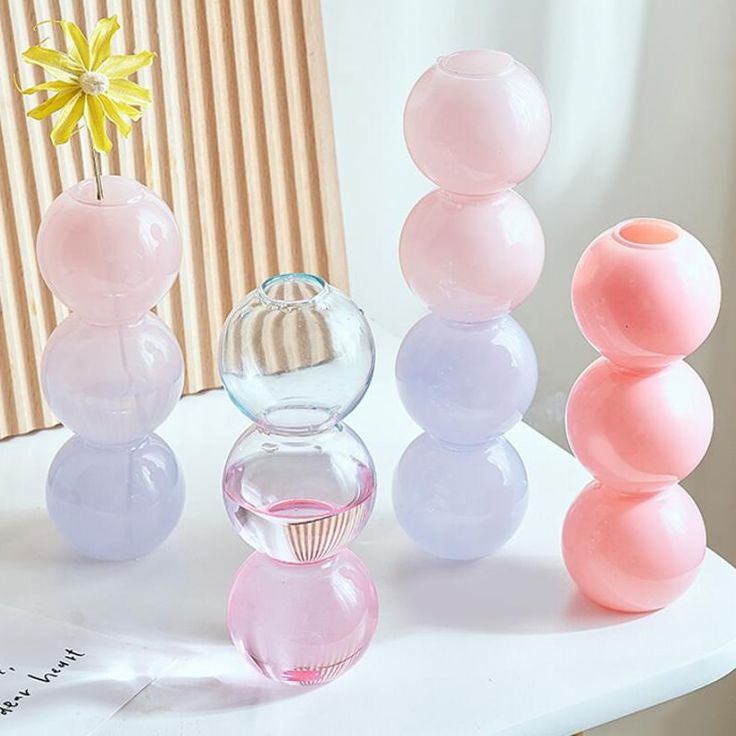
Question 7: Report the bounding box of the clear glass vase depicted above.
[219,273,378,685]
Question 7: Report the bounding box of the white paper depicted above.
[0,606,175,735]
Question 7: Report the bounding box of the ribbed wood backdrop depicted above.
[0,0,347,439]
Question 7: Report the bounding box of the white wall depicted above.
[322,1,736,733]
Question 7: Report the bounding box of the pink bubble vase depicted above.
[38,176,185,561]
[394,49,549,559]
[219,273,378,685]
[563,218,720,612]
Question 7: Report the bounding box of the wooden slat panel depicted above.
[0,0,346,439]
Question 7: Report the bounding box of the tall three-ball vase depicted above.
[393,50,550,559]
[563,218,720,612]
[219,273,379,685]
[38,176,185,561]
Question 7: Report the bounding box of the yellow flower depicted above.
[19,16,154,153]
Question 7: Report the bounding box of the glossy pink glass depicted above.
[400,189,544,322]
[37,176,181,325]
[562,482,706,613]
[404,49,550,195]
[563,217,718,612]
[228,549,378,686]
[572,219,720,370]
[566,357,713,493]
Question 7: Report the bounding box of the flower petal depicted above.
[22,45,82,79]
[97,51,156,79]
[50,92,85,146]
[27,86,80,120]
[99,94,132,137]
[110,100,143,121]
[89,16,120,70]
[84,95,112,153]
[35,20,91,69]
[107,78,152,107]
[19,79,75,95]
[59,21,91,69]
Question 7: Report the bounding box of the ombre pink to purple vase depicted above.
[563,218,720,612]
[38,176,185,561]
[219,273,378,685]
[394,49,549,559]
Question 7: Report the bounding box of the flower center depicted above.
[79,71,109,96]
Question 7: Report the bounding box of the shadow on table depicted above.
[355,521,645,636]
[121,647,303,714]
[385,551,645,635]
[0,509,245,647]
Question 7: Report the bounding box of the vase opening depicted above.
[438,49,514,79]
[258,273,329,306]
[69,175,146,207]
[614,218,680,248]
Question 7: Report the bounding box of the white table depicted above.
[1,322,735,735]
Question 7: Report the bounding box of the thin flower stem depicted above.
[89,131,104,200]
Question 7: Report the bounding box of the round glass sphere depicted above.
[566,357,713,493]
[400,189,544,322]
[228,549,378,685]
[41,312,184,445]
[396,314,537,445]
[393,433,528,560]
[562,482,705,613]
[37,176,181,325]
[404,49,550,194]
[219,273,375,433]
[572,218,721,370]
[223,422,376,562]
[47,434,185,561]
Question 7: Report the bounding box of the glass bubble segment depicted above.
[219,273,375,434]
[228,549,378,686]
[47,434,185,561]
[223,422,376,562]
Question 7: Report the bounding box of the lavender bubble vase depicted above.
[394,50,550,559]
[39,176,185,561]
[219,273,378,686]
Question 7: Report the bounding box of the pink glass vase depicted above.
[394,49,549,559]
[563,218,720,612]
[219,273,378,685]
[38,176,185,561]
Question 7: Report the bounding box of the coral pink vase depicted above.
[563,218,720,612]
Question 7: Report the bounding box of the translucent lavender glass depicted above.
[396,313,537,445]
[220,273,378,685]
[228,549,378,686]
[41,313,184,445]
[223,422,376,562]
[219,273,375,434]
[47,434,184,561]
[393,434,528,560]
